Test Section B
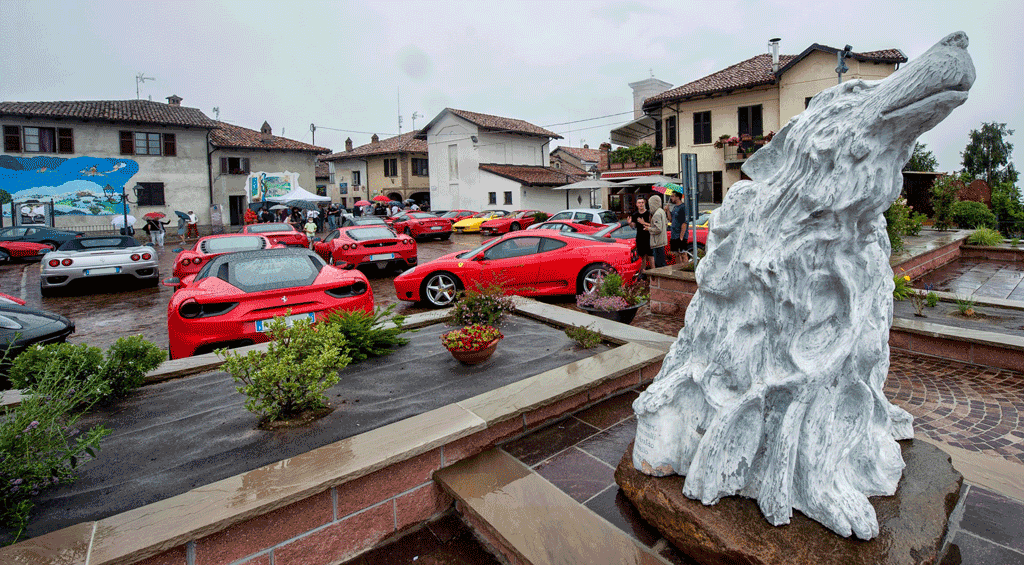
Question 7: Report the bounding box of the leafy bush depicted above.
[325,305,410,362]
[908,212,927,236]
[884,198,912,253]
[990,181,1024,237]
[951,200,997,229]
[930,175,961,230]
[892,274,912,300]
[219,316,350,421]
[967,227,1004,246]
[565,324,602,349]
[955,296,976,316]
[926,292,939,308]
[1,367,110,544]
[449,283,515,327]
[531,211,549,223]
[96,336,166,398]
[577,273,649,310]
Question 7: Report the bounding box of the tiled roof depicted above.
[0,100,219,128]
[644,44,906,109]
[210,121,329,153]
[479,164,584,186]
[315,157,330,178]
[555,146,603,163]
[550,156,589,176]
[320,130,426,160]
[448,109,561,139]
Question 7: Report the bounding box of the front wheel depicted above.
[578,263,613,295]
[679,243,706,264]
[509,222,521,231]
[423,271,462,307]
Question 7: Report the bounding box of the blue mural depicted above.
[0,155,139,217]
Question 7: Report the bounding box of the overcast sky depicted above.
[2,0,1021,175]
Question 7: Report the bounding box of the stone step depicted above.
[435,448,667,565]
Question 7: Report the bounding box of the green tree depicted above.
[930,175,960,231]
[0,189,11,205]
[903,143,938,172]
[962,122,1016,186]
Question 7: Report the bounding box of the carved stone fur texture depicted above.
[632,32,974,540]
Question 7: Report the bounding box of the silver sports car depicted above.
[40,236,159,296]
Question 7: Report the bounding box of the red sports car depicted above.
[437,210,476,224]
[527,220,605,234]
[0,241,54,263]
[394,231,642,307]
[479,210,543,235]
[171,234,281,283]
[313,225,417,273]
[239,222,309,248]
[389,212,453,241]
[166,248,373,359]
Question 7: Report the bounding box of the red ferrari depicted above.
[0,241,54,263]
[527,220,605,234]
[389,212,453,241]
[166,248,373,359]
[171,234,281,283]
[393,231,641,307]
[239,222,308,248]
[437,209,476,223]
[313,225,417,274]
[479,210,543,235]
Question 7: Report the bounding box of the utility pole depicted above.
[836,45,853,84]
[310,123,316,146]
[135,73,154,99]
[397,87,402,134]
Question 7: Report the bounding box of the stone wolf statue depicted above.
[632,32,974,540]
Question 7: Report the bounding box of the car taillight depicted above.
[192,257,203,265]
[142,253,152,260]
[326,280,368,298]
[131,254,141,261]
[61,258,73,266]
[48,259,60,267]
[178,299,238,319]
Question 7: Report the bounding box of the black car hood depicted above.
[0,303,75,351]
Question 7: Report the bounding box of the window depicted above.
[805,97,813,108]
[737,105,763,137]
[448,144,458,177]
[665,116,677,148]
[488,192,497,205]
[135,182,165,206]
[3,126,74,153]
[412,158,428,176]
[219,157,250,175]
[654,119,662,151]
[352,171,361,186]
[698,171,724,204]
[120,131,176,156]
[503,191,513,205]
[384,158,398,177]
[693,111,711,145]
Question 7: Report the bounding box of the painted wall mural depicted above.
[0,155,139,217]
[247,171,299,204]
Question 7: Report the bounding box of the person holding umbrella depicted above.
[186,210,199,240]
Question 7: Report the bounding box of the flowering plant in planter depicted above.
[576,273,648,312]
[441,324,503,352]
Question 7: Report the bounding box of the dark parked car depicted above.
[0,303,75,385]
[0,226,84,248]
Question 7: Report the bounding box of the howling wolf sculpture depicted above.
[631,32,974,540]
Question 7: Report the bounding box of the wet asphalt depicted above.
[0,231,486,353]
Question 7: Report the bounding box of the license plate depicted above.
[369,253,395,261]
[429,226,442,230]
[85,266,120,276]
[255,312,315,332]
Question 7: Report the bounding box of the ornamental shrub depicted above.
[532,211,549,223]
[218,315,351,422]
[884,198,912,253]
[324,305,411,363]
[97,335,166,398]
[930,175,961,230]
[951,200,997,229]
[441,324,503,352]
[448,283,515,327]
[892,274,912,301]
[565,324,602,349]
[967,227,1004,246]
[8,343,105,397]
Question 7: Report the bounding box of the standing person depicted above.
[279,207,289,223]
[327,204,338,229]
[410,202,420,211]
[186,210,199,240]
[303,215,317,248]
[647,194,667,268]
[154,218,168,246]
[390,202,400,216]
[630,197,652,271]
[176,214,187,246]
[142,219,155,245]
[667,188,689,264]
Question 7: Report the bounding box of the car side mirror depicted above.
[473,253,486,261]
[162,277,181,288]
[311,237,321,245]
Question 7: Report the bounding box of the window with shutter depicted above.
[220,157,229,174]
[58,128,74,154]
[120,131,135,155]
[163,133,176,156]
[242,158,250,174]
[4,126,21,152]
[665,116,677,148]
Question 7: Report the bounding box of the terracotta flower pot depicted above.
[446,338,500,365]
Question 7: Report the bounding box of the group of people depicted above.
[629,188,693,270]
[141,210,197,247]
[360,201,421,217]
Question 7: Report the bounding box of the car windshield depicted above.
[549,211,573,221]
[409,213,435,219]
[514,211,534,218]
[198,252,324,293]
[355,217,386,225]
[62,237,135,250]
[201,236,267,254]
[470,212,492,218]
[246,223,293,233]
[458,240,494,259]
[346,227,395,241]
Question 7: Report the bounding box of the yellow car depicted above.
[452,210,510,233]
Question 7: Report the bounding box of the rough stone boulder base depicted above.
[616,440,963,565]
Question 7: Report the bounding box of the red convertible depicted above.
[388,212,452,240]
[479,210,543,235]
[239,222,309,248]
[393,231,641,307]
[171,234,281,283]
[0,241,54,263]
[313,225,417,273]
[166,248,373,359]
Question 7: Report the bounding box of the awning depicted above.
[552,179,621,190]
[610,115,656,147]
[615,175,678,186]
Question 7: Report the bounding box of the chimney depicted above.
[599,142,612,170]
[166,95,182,106]
[583,144,589,149]
[345,137,353,152]
[260,121,273,143]
[769,38,781,73]
[371,134,379,144]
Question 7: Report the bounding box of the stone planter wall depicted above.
[960,244,1024,263]
[648,266,698,318]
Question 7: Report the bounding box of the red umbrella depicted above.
[142,212,166,220]
[354,199,371,206]
[372,194,390,202]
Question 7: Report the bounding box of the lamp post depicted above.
[103,184,142,236]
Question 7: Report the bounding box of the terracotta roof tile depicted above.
[549,156,589,176]
[479,164,584,186]
[447,109,562,139]
[555,146,603,162]
[210,121,329,153]
[315,157,330,178]
[0,99,219,128]
[321,130,426,160]
[644,44,906,109]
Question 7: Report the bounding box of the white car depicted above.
[533,208,619,226]
[40,236,159,296]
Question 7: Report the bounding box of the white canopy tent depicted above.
[551,179,621,208]
[266,186,330,203]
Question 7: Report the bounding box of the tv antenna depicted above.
[212,107,220,120]
[411,111,422,130]
[135,73,155,100]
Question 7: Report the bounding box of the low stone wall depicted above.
[892,236,964,280]
[648,267,697,318]
[960,244,1024,263]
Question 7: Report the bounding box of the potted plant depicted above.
[441,324,503,364]
[576,273,648,324]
